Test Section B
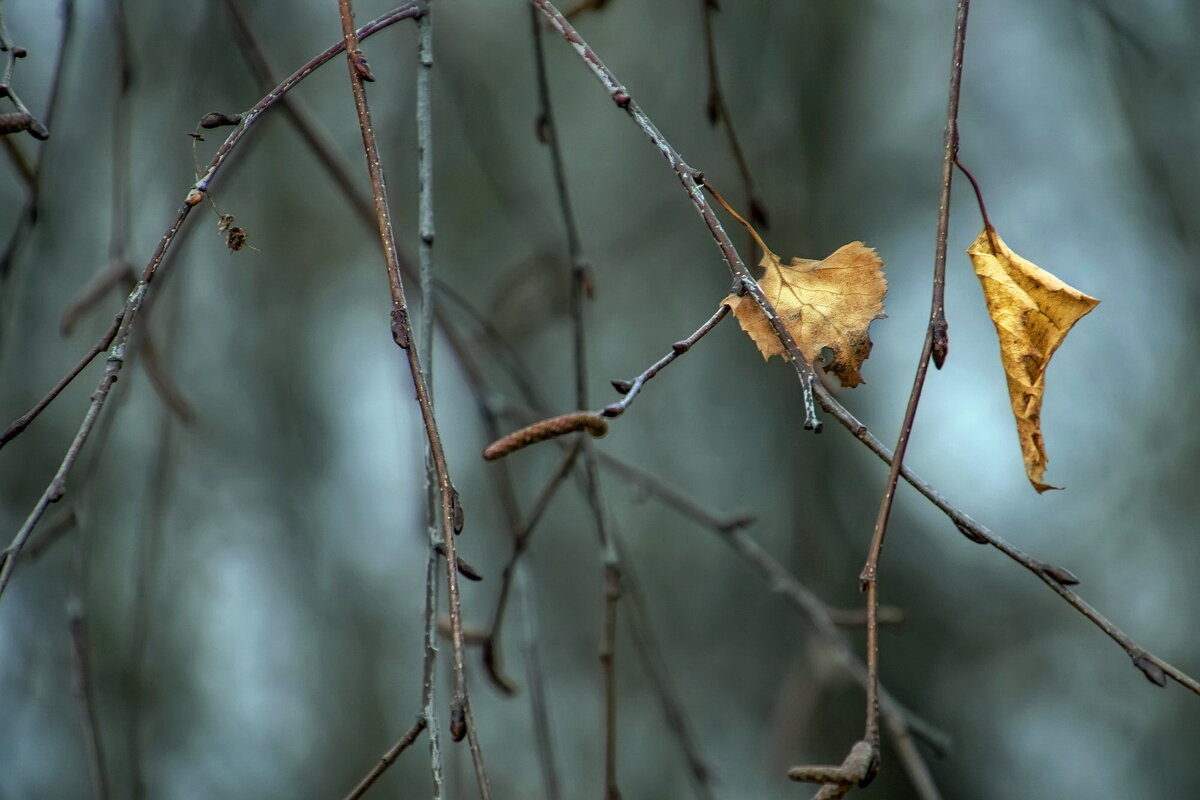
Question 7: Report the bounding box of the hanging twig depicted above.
[531,0,823,431]
[526,6,622,796]
[0,1,423,597]
[853,1,971,788]
[699,0,768,260]
[0,1,75,281]
[334,2,490,798]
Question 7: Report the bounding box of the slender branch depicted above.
[0,312,122,450]
[412,6,451,796]
[528,7,621,796]
[813,381,1200,697]
[483,440,582,692]
[482,306,727,458]
[0,13,49,140]
[0,3,422,601]
[68,604,110,800]
[334,3,489,798]
[517,570,562,800]
[0,0,74,287]
[699,0,767,260]
[531,0,822,431]
[342,716,429,800]
[601,305,728,419]
[856,0,971,777]
[616,533,717,800]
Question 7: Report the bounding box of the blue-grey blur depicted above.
[2,1,1198,798]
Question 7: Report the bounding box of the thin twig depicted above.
[68,604,110,800]
[699,0,768,259]
[0,2,423,599]
[0,1,74,281]
[601,305,728,419]
[532,0,822,431]
[334,3,489,798]
[343,716,429,800]
[813,381,1200,697]
[412,5,450,795]
[483,440,582,693]
[0,312,122,450]
[516,569,563,800]
[0,13,49,140]
[529,6,622,795]
[856,0,971,780]
[616,532,717,800]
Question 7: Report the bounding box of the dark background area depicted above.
[2,1,1199,798]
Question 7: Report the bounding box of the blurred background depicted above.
[2,1,1198,798]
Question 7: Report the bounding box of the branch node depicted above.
[1041,562,1080,586]
[450,700,467,741]
[199,111,243,129]
[390,307,411,348]
[1131,651,1167,687]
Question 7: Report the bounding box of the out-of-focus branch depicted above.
[0,3,423,601]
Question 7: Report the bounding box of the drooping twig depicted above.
[699,0,768,260]
[0,313,122,451]
[528,2,1200,794]
[0,1,74,282]
[0,2,422,597]
[615,532,718,800]
[481,305,727,458]
[483,440,582,692]
[825,379,1200,695]
[0,13,49,141]
[531,0,823,431]
[334,2,489,798]
[516,569,563,800]
[342,716,429,800]
[527,7,622,797]
[855,4,970,785]
[601,305,728,419]
[68,603,110,800]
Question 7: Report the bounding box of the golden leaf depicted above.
[967,226,1099,492]
[722,242,887,388]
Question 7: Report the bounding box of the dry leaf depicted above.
[723,242,887,387]
[967,226,1099,492]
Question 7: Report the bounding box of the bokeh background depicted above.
[2,1,1198,798]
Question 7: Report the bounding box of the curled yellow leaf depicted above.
[723,242,887,388]
[967,226,1099,492]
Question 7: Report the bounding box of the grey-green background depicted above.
[2,1,1198,798]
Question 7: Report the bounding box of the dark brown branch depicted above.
[858,0,971,775]
[334,2,489,798]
